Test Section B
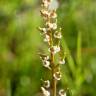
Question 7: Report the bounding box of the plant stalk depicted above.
[50,32,57,96]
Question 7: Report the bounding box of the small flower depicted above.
[42,59,51,69]
[44,80,50,88]
[44,56,49,60]
[59,89,66,96]
[49,45,60,54]
[40,10,50,18]
[39,27,47,34]
[59,59,65,65]
[41,87,50,96]
[54,31,62,39]
[40,55,51,69]
[44,34,50,42]
[53,71,61,80]
[50,10,57,19]
[46,22,57,30]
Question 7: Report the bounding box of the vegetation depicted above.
[0,0,96,96]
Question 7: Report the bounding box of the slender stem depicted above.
[50,32,57,96]
[52,53,56,96]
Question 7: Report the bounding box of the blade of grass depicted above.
[76,31,82,66]
[61,38,76,78]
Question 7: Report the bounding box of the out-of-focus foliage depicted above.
[58,0,96,96]
[0,0,96,96]
[0,0,42,96]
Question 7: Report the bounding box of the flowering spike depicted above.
[38,0,67,96]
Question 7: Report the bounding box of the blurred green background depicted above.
[0,0,96,96]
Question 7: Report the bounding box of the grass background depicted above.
[0,0,96,96]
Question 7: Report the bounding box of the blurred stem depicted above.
[50,32,56,96]
[77,31,82,66]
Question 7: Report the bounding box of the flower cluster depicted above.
[39,0,67,96]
